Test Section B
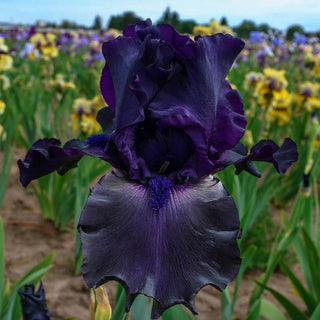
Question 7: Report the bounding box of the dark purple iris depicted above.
[18,19,298,318]
[18,282,52,320]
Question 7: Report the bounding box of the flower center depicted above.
[86,134,110,149]
[136,123,193,175]
[148,175,174,212]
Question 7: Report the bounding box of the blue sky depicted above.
[0,0,319,31]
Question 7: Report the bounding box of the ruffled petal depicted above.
[123,19,194,57]
[213,80,247,152]
[129,37,183,106]
[18,138,108,187]
[79,171,241,318]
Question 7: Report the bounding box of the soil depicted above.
[0,149,307,320]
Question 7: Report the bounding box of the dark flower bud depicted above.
[18,282,52,320]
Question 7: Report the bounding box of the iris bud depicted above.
[89,286,112,320]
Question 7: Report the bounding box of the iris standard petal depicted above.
[145,35,246,181]
[79,170,241,318]
[149,79,246,180]
[129,37,183,106]
[101,36,145,129]
[18,138,108,187]
[213,80,247,152]
[149,34,246,152]
[123,19,194,57]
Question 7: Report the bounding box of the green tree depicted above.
[220,16,228,26]
[286,24,305,40]
[234,20,257,38]
[60,19,80,29]
[157,7,180,30]
[178,19,197,34]
[258,23,271,33]
[108,11,142,31]
[92,15,103,30]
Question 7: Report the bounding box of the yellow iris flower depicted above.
[193,19,233,36]
[0,100,5,115]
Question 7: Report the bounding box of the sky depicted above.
[0,0,319,31]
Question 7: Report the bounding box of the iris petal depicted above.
[149,34,246,152]
[18,138,108,187]
[123,19,193,57]
[101,36,145,129]
[100,64,116,110]
[214,138,298,176]
[79,170,241,318]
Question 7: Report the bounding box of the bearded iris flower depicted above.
[18,20,298,319]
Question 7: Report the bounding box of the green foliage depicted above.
[240,208,279,270]
[233,20,257,38]
[162,305,194,320]
[178,20,197,34]
[131,295,153,320]
[258,23,272,33]
[259,299,287,320]
[254,280,309,320]
[30,156,108,231]
[0,217,54,320]
[0,113,16,210]
[221,245,257,320]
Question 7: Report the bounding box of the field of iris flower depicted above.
[0,19,320,320]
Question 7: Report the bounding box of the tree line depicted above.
[39,7,319,40]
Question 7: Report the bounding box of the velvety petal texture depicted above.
[18,282,52,320]
[79,170,241,318]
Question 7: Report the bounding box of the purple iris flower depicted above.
[91,34,100,42]
[293,32,307,44]
[74,35,89,50]
[18,282,52,320]
[249,31,265,44]
[18,20,298,318]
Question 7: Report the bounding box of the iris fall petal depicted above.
[18,138,108,187]
[79,170,241,318]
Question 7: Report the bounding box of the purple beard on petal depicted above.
[148,176,174,211]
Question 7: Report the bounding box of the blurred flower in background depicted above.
[71,96,105,136]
